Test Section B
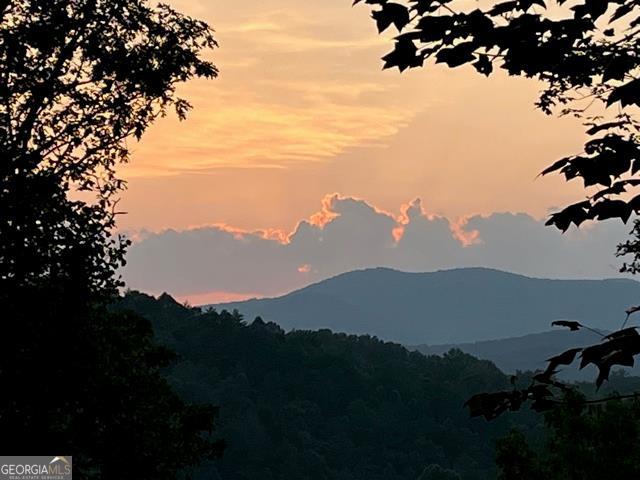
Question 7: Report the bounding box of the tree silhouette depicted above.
[0,0,222,475]
[356,0,640,471]
[1,0,217,294]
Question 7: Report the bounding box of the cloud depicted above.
[118,0,590,235]
[123,1,423,178]
[122,193,632,303]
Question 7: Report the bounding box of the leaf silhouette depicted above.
[545,201,591,232]
[545,348,582,372]
[540,157,570,176]
[372,3,410,33]
[607,79,640,108]
[595,351,635,389]
[626,305,640,317]
[589,199,632,223]
[581,335,640,371]
[473,54,493,76]
[382,38,423,71]
[534,369,559,384]
[435,42,477,68]
[551,320,582,331]
[603,327,639,341]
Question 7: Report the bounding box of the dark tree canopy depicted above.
[0,0,217,296]
[356,0,640,232]
[0,1,221,475]
[496,392,640,479]
[5,295,225,478]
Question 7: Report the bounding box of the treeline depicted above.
[116,291,544,480]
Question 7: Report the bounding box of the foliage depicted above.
[116,291,545,480]
[418,464,462,479]
[618,219,640,273]
[1,284,224,478]
[463,311,640,421]
[495,430,540,480]
[355,0,640,232]
[0,0,221,475]
[496,391,640,479]
[0,0,217,295]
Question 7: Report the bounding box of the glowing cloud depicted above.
[123,194,629,303]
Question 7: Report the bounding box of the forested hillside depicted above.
[116,291,542,480]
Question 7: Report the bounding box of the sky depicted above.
[119,0,632,303]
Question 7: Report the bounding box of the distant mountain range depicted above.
[411,329,640,381]
[209,267,640,344]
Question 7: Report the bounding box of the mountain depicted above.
[411,329,640,381]
[210,267,640,344]
[116,290,537,480]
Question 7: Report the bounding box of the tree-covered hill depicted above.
[116,291,542,480]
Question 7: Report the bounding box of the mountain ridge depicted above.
[208,267,640,344]
[214,267,637,304]
[410,329,636,381]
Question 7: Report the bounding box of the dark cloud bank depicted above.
[123,194,632,300]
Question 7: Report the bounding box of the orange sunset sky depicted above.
[118,0,631,305]
[119,0,587,235]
